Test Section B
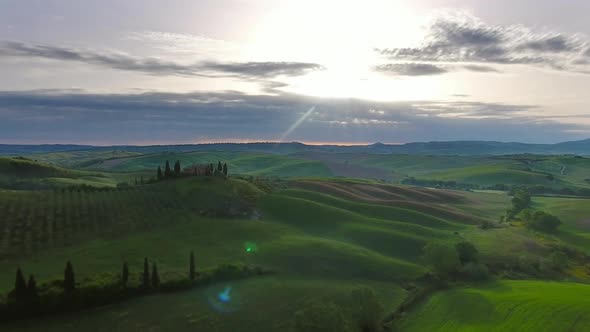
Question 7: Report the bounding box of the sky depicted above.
[1,0,589,145]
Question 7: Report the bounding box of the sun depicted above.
[243,0,438,101]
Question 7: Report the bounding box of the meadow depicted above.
[0,150,589,331]
[397,280,590,331]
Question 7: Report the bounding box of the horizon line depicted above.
[0,138,588,147]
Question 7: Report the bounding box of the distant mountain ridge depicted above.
[1,139,589,156]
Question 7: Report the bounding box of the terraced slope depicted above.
[397,280,590,331]
[290,180,487,225]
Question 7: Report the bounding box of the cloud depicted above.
[373,63,500,76]
[374,63,448,76]
[517,35,574,53]
[462,65,501,73]
[377,13,590,73]
[0,41,323,79]
[200,61,324,78]
[0,90,585,144]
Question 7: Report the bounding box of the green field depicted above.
[337,154,590,189]
[4,276,406,332]
[397,280,590,331]
[1,151,590,331]
[0,156,141,189]
[77,151,333,178]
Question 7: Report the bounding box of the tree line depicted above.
[9,252,198,305]
[1,251,258,322]
[156,160,228,181]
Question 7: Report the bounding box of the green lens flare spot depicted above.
[244,241,258,253]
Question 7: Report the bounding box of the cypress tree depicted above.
[157,166,163,180]
[27,275,38,300]
[64,261,75,293]
[14,267,27,301]
[209,163,214,175]
[134,177,138,185]
[140,176,144,184]
[142,258,150,288]
[164,160,171,178]
[121,262,129,288]
[189,251,196,280]
[151,263,160,288]
[217,161,223,173]
[174,160,181,177]
[223,162,228,177]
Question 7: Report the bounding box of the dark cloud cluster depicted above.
[374,63,448,76]
[0,41,323,79]
[374,62,501,76]
[376,14,590,75]
[0,90,584,144]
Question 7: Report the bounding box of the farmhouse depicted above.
[183,164,212,176]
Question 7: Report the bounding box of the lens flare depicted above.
[218,286,232,303]
[244,241,258,253]
[278,106,316,142]
[207,285,238,313]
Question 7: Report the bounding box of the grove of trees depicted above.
[155,160,229,181]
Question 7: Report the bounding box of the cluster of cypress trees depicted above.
[12,261,75,303]
[157,160,182,180]
[12,253,198,299]
[156,160,228,180]
[13,268,38,303]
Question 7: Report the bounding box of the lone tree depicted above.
[27,275,38,300]
[121,262,129,288]
[164,160,171,178]
[174,160,181,177]
[142,258,150,288]
[14,267,27,301]
[455,241,479,265]
[157,166,163,180]
[151,263,160,288]
[222,162,228,177]
[189,251,196,280]
[423,242,460,278]
[64,261,76,293]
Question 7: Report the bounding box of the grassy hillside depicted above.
[4,276,407,332]
[1,175,590,331]
[297,153,590,190]
[534,196,590,253]
[0,157,135,189]
[24,150,141,168]
[0,177,446,331]
[397,280,590,331]
[82,151,333,178]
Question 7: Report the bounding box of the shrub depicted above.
[350,287,383,332]
[550,251,568,271]
[294,301,349,332]
[518,255,539,276]
[423,243,460,277]
[479,219,494,229]
[460,263,489,280]
[455,242,478,265]
[526,211,561,233]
